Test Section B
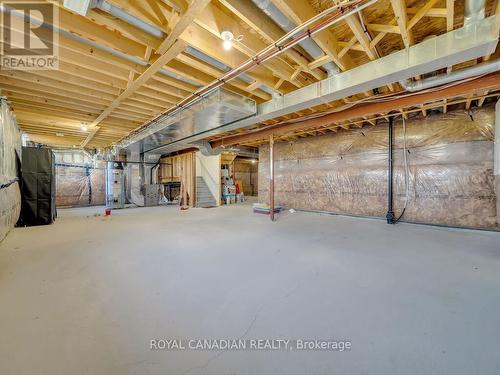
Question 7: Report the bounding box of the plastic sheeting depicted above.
[0,98,21,184]
[56,164,106,207]
[0,98,22,241]
[259,105,498,228]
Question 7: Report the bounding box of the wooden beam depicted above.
[390,0,413,47]
[407,0,440,30]
[217,0,326,80]
[446,0,454,32]
[193,3,308,86]
[210,73,500,148]
[157,0,211,54]
[81,40,186,146]
[270,0,354,71]
[345,15,377,60]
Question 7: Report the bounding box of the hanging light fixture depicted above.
[221,30,234,50]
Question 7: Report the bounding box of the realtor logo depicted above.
[1,1,59,70]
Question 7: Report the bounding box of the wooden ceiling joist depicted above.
[1,0,497,148]
[210,73,500,148]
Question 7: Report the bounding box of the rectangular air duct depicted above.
[123,15,499,154]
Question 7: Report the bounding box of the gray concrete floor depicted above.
[1,204,499,375]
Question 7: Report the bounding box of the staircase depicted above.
[196,176,217,208]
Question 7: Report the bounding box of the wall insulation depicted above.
[0,98,22,241]
[259,105,498,229]
[55,164,105,207]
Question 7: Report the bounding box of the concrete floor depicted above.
[1,204,499,375]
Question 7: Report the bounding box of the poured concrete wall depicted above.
[259,105,498,229]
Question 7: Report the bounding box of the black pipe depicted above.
[386,116,395,224]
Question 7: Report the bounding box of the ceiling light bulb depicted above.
[223,39,232,50]
[81,125,88,131]
[221,30,234,51]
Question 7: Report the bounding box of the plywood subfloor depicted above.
[1,204,499,375]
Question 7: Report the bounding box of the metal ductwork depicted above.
[94,0,276,94]
[251,0,339,75]
[464,0,486,25]
[2,3,201,88]
[184,47,275,94]
[399,60,500,91]
[192,140,224,156]
[133,14,498,152]
[95,0,164,38]
[400,0,487,91]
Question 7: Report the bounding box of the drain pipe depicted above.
[495,100,500,226]
[386,116,395,224]
[251,0,339,75]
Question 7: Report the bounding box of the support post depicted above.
[386,116,395,224]
[495,100,500,225]
[269,134,275,222]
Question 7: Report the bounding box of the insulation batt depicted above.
[259,105,498,229]
[56,164,106,207]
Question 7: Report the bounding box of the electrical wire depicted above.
[395,114,409,223]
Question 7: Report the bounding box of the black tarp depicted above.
[19,147,56,226]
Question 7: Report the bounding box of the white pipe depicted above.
[399,60,500,92]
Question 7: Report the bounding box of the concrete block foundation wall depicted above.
[259,105,498,229]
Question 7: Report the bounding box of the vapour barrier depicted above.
[259,105,498,229]
[0,98,22,241]
[55,164,106,207]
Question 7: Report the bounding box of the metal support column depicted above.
[386,116,395,224]
[269,134,275,221]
